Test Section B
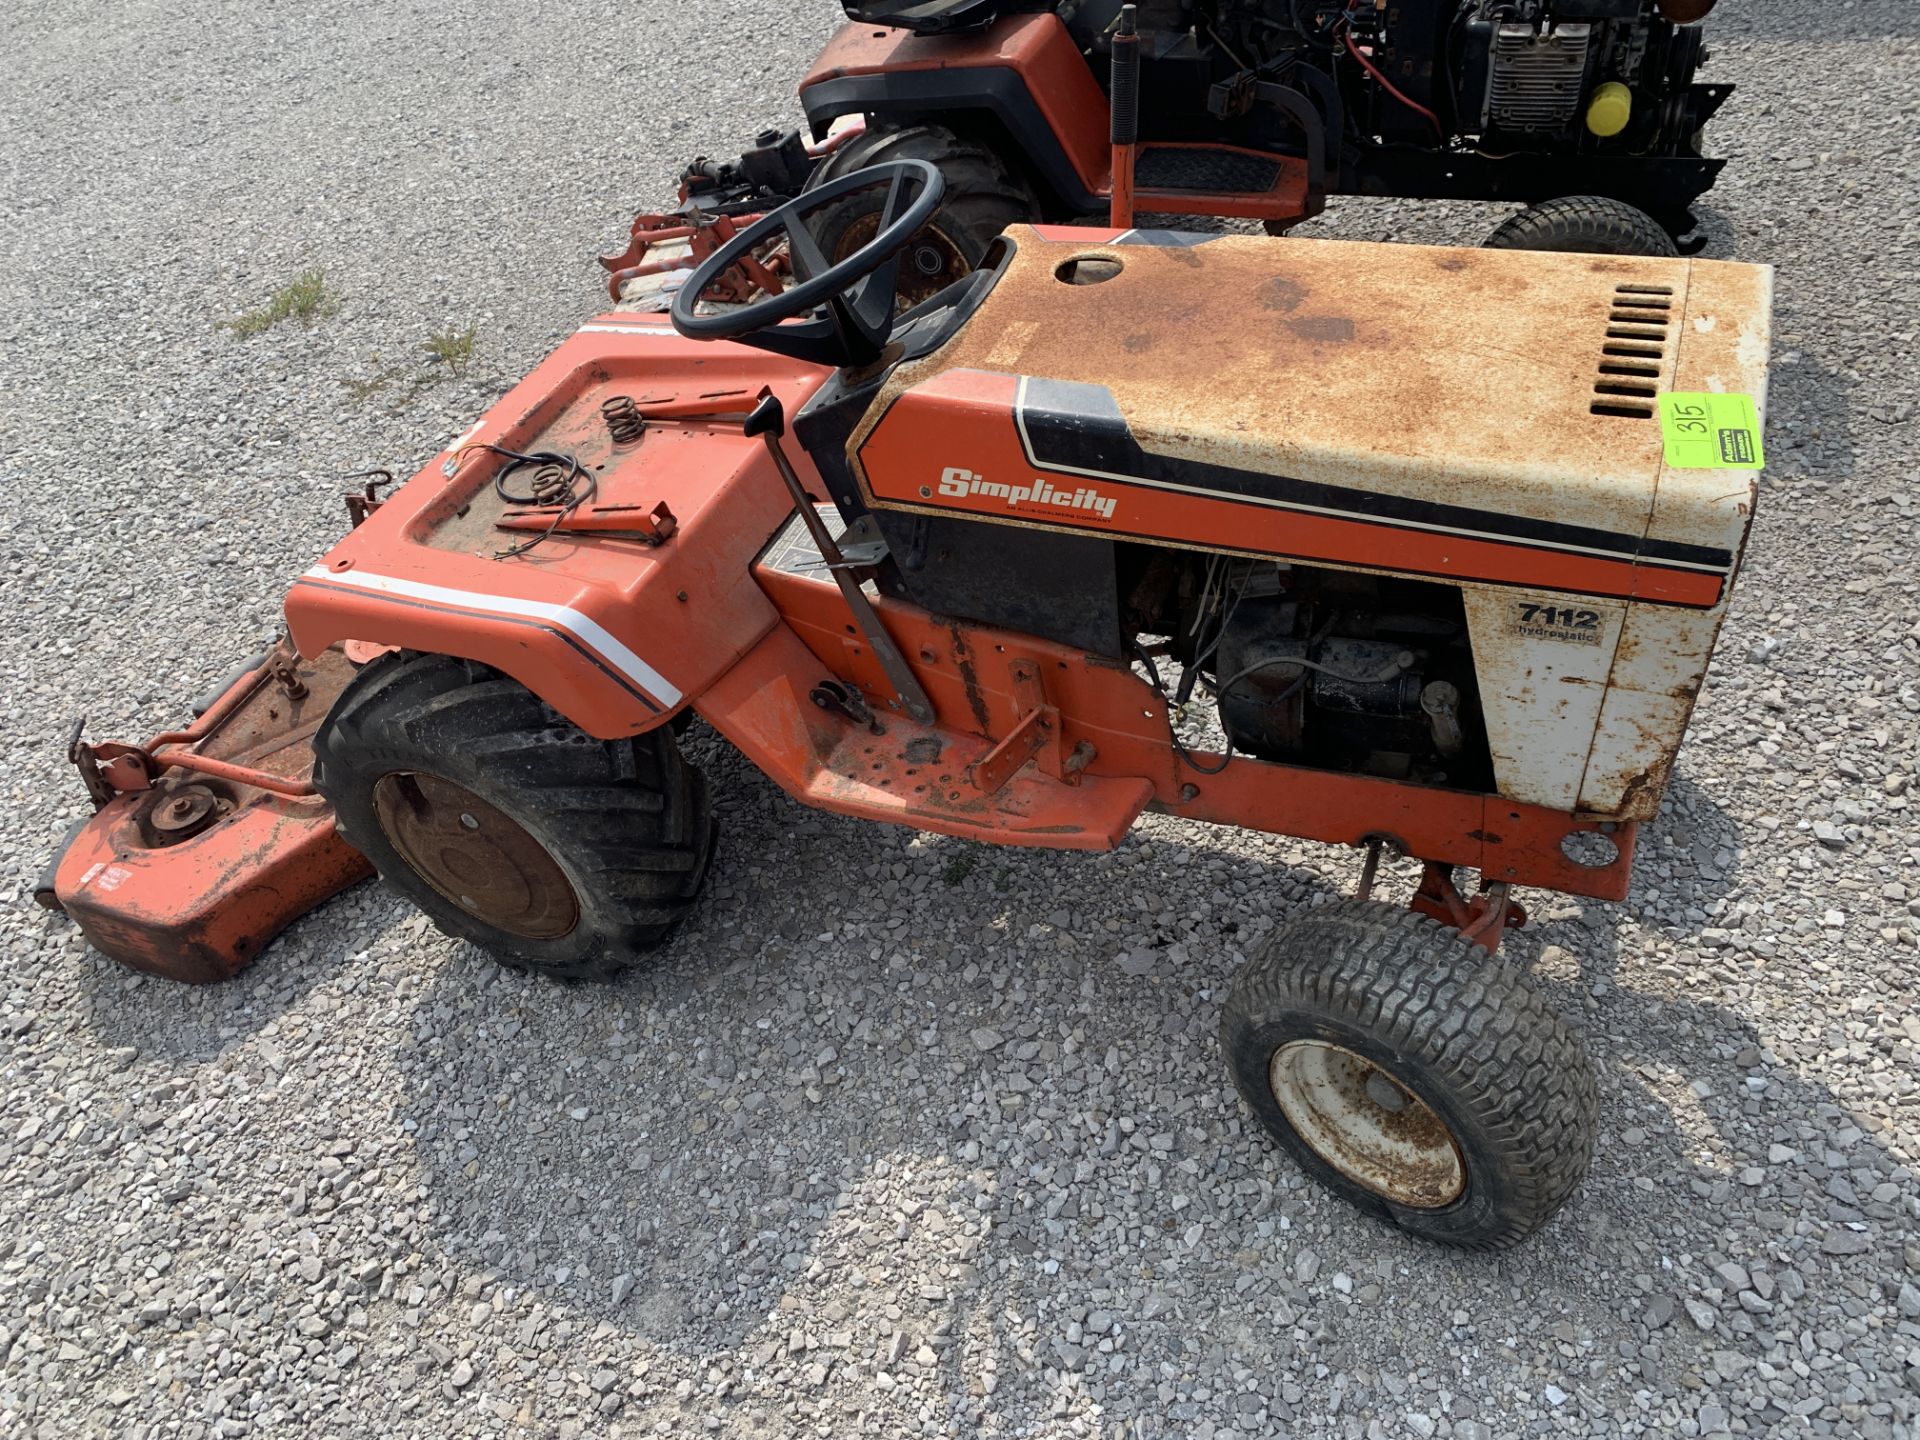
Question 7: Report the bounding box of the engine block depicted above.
[1486,21,1595,132]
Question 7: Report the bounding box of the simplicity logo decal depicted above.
[936,467,1118,521]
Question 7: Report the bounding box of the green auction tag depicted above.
[1658,392,1765,469]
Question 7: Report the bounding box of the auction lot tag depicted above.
[1658,392,1765,469]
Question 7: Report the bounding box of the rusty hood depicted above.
[851,226,1772,569]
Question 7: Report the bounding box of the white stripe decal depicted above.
[301,567,681,706]
[576,323,677,335]
[1009,378,1727,576]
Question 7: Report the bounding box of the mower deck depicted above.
[53,642,371,983]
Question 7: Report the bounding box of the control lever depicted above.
[1109,4,1140,229]
[745,392,937,725]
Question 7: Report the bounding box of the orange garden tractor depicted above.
[43,157,1771,1249]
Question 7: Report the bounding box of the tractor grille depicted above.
[1590,284,1674,419]
[1487,22,1593,133]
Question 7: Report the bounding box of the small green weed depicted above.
[424,324,478,376]
[342,352,400,401]
[227,268,336,336]
[345,323,480,411]
[942,854,977,886]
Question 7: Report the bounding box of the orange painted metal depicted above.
[284,318,836,739]
[1130,143,1314,224]
[854,367,1723,609]
[695,618,1154,850]
[752,555,1637,899]
[52,644,373,983]
[1410,863,1528,953]
[143,749,318,799]
[1108,143,1135,229]
[598,126,864,303]
[55,794,367,984]
[799,19,1316,225]
[969,705,1049,795]
[801,15,1113,198]
[597,212,787,304]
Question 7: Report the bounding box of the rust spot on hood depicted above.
[1613,752,1675,820]
[1287,315,1355,344]
[1262,276,1308,313]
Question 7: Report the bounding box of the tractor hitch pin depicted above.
[745,391,937,726]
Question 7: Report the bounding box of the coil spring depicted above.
[524,462,575,507]
[601,394,645,444]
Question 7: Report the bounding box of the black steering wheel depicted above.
[669,159,946,368]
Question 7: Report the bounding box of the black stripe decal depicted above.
[872,495,1719,608]
[1015,376,1732,573]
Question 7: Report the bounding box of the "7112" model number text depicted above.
[1510,600,1606,646]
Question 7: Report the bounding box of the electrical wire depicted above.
[1164,639,1414,780]
[1130,640,1167,694]
[1187,555,1222,639]
[1173,729,1236,776]
[1158,564,1256,775]
[453,442,597,559]
[1183,561,1255,698]
[1341,27,1446,140]
[1289,0,1346,54]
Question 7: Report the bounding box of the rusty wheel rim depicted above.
[373,772,578,941]
[830,213,971,310]
[1268,1040,1466,1208]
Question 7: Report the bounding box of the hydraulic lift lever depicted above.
[745,392,937,725]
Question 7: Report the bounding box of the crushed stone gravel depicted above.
[3,2,1919,1436]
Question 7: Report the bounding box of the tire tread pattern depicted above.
[1222,899,1598,1250]
[313,651,713,981]
[1484,195,1679,257]
[806,123,1037,294]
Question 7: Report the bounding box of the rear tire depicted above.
[1220,899,1597,1249]
[806,123,1037,311]
[313,651,714,981]
[1483,195,1678,257]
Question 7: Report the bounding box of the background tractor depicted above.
[603,1,1730,314]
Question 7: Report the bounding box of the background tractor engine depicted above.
[1123,0,1720,151]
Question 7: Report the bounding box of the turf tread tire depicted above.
[1221,899,1597,1250]
[1483,195,1678,257]
[314,651,713,981]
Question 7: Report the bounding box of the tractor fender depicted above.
[799,15,1108,215]
[284,320,834,741]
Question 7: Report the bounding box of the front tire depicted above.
[1220,900,1597,1249]
[313,651,714,980]
[1483,195,1678,257]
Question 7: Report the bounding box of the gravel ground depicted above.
[4,2,1919,1436]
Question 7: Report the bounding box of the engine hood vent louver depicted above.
[1591,284,1675,420]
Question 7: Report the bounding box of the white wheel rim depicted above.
[1267,1040,1466,1208]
